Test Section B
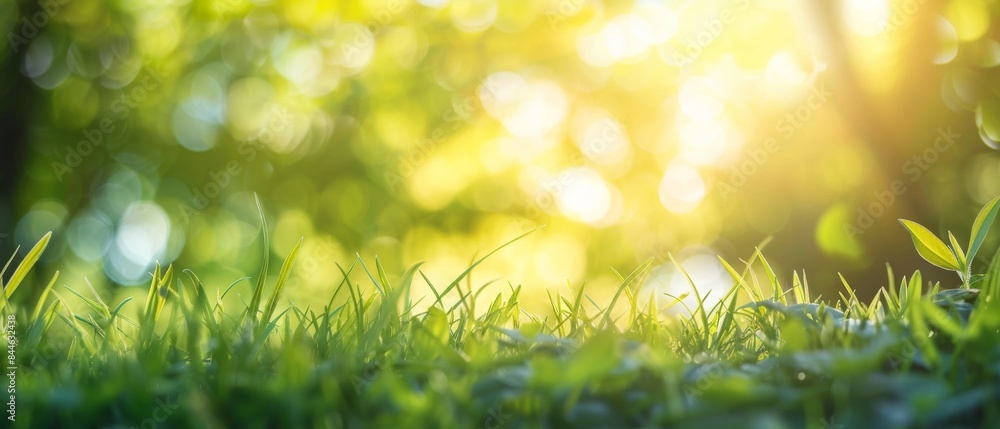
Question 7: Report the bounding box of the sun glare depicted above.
[555,167,614,225]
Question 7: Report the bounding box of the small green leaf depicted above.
[967,196,1000,268]
[899,220,962,271]
[947,231,967,271]
[1,232,53,312]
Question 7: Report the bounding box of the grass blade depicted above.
[967,196,1000,267]
[1,231,52,311]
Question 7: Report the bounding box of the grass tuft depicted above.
[3,202,1000,428]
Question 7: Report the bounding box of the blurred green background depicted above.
[1,0,1000,314]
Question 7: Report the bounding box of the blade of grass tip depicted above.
[668,253,710,335]
[403,283,414,317]
[703,288,729,321]
[519,308,542,325]
[466,251,478,304]
[503,285,522,326]
[600,258,655,331]
[446,282,475,314]
[452,279,500,318]
[76,314,104,337]
[64,285,111,320]
[109,297,133,322]
[716,241,772,301]
[325,259,357,310]
[570,282,587,334]
[710,282,739,316]
[173,273,194,317]
[791,272,805,305]
[624,286,639,330]
[260,238,303,328]
[421,270,446,308]
[801,270,812,303]
[183,269,220,334]
[866,288,883,321]
[437,226,545,307]
[661,292,692,314]
[291,307,311,342]
[882,268,901,318]
[470,279,502,305]
[837,291,853,313]
[0,246,20,283]
[546,289,561,321]
[930,281,942,296]
[143,264,162,321]
[718,256,758,302]
[550,297,572,336]
[646,290,658,319]
[366,262,423,344]
[839,273,864,314]
[375,256,392,295]
[947,231,968,275]
[584,294,606,316]
[29,271,59,323]
[335,261,365,342]
[83,277,110,312]
[220,277,251,301]
[967,196,1000,267]
[757,252,783,300]
[755,236,774,253]
[898,276,909,312]
[356,255,385,296]
[481,293,504,321]
[248,192,270,325]
[1,232,52,311]
[740,240,771,296]
[773,287,796,305]
[739,257,767,303]
[154,266,173,322]
[114,310,140,329]
[65,338,79,361]
[465,263,479,317]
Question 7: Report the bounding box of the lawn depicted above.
[3,196,1000,429]
[6,2,1000,428]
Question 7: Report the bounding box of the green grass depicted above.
[4,197,1000,428]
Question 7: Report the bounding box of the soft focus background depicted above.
[2,0,1000,314]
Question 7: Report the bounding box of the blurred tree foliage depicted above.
[1,0,999,311]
